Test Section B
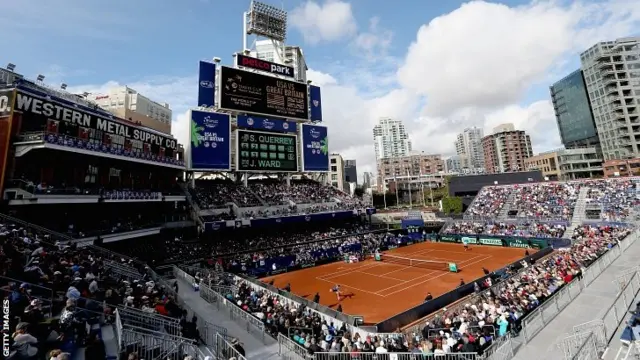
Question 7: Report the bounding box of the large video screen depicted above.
[219,66,308,120]
[236,129,297,172]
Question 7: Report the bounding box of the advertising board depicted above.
[219,66,308,120]
[189,110,231,171]
[300,124,328,172]
[235,54,295,78]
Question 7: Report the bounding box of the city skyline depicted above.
[2,1,639,179]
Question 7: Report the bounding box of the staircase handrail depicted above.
[0,213,75,242]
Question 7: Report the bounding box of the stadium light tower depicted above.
[60,83,68,90]
[243,1,288,64]
[36,74,45,84]
[6,63,16,71]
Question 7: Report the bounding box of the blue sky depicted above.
[2,0,639,176]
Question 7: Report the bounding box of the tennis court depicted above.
[261,241,532,324]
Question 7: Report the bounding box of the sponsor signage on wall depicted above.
[236,54,295,78]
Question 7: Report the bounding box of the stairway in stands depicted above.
[244,185,269,207]
[562,187,590,239]
[179,182,205,228]
[497,190,518,220]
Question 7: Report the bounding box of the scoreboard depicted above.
[236,129,297,172]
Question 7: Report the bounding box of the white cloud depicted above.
[397,0,640,116]
[289,0,357,44]
[65,0,640,183]
[352,17,394,56]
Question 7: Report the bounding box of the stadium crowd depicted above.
[468,178,638,221]
[586,178,639,222]
[413,224,632,355]
[443,221,567,238]
[465,186,512,218]
[0,219,199,359]
[190,179,363,218]
[120,223,377,266]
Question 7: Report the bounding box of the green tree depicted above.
[441,196,463,214]
[354,186,365,197]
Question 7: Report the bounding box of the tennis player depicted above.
[462,237,470,251]
[331,284,342,301]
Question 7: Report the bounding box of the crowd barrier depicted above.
[482,334,514,360]
[554,269,640,359]
[519,230,639,345]
[313,352,480,360]
[556,321,606,360]
[104,259,146,282]
[400,246,553,336]
[117,305,181,336]
[114,309,203,360]
[215,332,248,360]
[172,265,268,343]
[278,333,308,360]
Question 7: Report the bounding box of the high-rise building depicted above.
[250,40,308,83]
[482,123,534,173]
[362,172,373,189]
[344,160,357,184]
[376,152,444,191]
[329,153,347,192]
[445,155,464,173]
[579,37,640,160]
[454,126,485,171]
[550,70,599,150]
[87,86,172,135]
[373,117,412,160]
[524,148,603,180]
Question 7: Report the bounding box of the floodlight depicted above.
[36,74,45,82]
[60,83,68,90]
[6,63,16,71]
[247,1,287,42]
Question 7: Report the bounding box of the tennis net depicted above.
[379,254,458,272]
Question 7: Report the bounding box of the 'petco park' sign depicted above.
[236,54,295,79]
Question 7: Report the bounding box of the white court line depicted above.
[354,270,408,282]
[317,261,384,280]
[314,277,385,297]
[373,255,487,295]
[379,255,493,297]
[378,254,483,278]
[372,270,438,294]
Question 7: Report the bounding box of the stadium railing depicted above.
[277,333,309,360]
[114,309,204,360]
[312,351,480,360]
[554,268,640,359]
[0,276,55,317]
[104,260,146,282]
[517,229,639,345]
[215,332,248,360]
[172,265,267,343]
[482,333,515,360]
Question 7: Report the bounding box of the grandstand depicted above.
[2,3,640,360]
[2,77,640,360]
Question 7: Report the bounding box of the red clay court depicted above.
[262,242,532,324]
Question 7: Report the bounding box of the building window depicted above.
[331,174,338,181]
